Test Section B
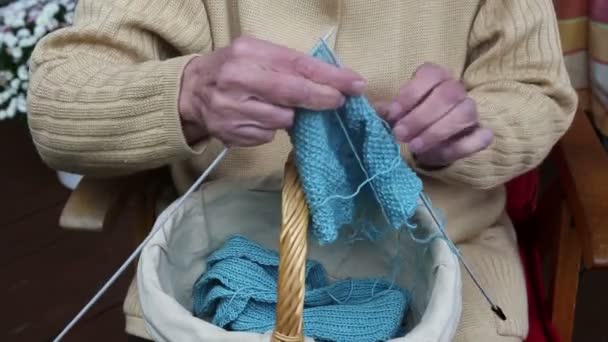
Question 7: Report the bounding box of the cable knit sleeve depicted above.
[413,0,578,189]
[27,0,211,177]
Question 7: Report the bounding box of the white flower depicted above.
[34,25,47,38]
[6,11,26,28]
[0,71,14,82]
[35,3,61,28]
[11,79,21,90]
[19,36,38,48]
[44,3,61,15]
[35,14,50,27]
[21,81,29,91]
[58,0,76,10]
[47,18,60,31]
[10,47,24,60]
[0,90,11,106]
[65,12,75,24]
[6,98,17,118]
[18,65,29,81]
[17,94,27,113]
[3,32,18,48]
[17,28,31,38]
[9,1,25,12]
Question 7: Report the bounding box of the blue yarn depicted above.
[193,235,410,341]
[191,40,451,341]
[289,40,423,244]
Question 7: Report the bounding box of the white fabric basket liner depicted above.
[137,176,462,342]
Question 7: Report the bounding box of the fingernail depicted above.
[352,80,366,94]
[339,96,346,107]
[409,138,423,152]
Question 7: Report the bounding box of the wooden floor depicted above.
[1,119,136,341]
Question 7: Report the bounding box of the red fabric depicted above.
[506,169,540,225]
[519,244,561,342]
[505,169,559,342]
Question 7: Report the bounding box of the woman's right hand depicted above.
[178,36,366,147]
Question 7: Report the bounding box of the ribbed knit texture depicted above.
[27,0,577,187]
[193,235,409,342]
[291,40,422,244]
[29,1,578,340]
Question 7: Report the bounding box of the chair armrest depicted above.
[59,176,131,231]
[59,169,167,232]
[552,110,608,268]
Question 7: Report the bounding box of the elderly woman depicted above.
[27,0,577,341]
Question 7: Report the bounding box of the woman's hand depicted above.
[178,36,366,147]
[376,63,494,168]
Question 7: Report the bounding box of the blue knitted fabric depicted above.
[289,40,423,244]
[193,235,409,341]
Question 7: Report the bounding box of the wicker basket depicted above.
[136,155,462,342]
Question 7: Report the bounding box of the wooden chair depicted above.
[58,109,607,342]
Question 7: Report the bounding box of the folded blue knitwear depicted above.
[193,235,409,341]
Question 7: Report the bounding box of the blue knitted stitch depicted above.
[193,235,409,341]
[289,40,423,244]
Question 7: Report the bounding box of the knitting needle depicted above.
[52,32,336,342]
[52,147,230,342]
[319,33,507,321]
[419,194,507,321]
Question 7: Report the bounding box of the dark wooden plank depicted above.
[555,110,608,268]
[67,305,130,342]
[572,269,608,342]
[0,120,71,227]
[0,181,70,229]
[1,205,138,341]
[0,119,149,341]
[1,204,68,266]
[549,201,581,342]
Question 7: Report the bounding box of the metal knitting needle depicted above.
[52,147,230,342]
[52,31,334,342]
[419,194,507,321]
[320,33,507,321]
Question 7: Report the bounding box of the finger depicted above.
[415,127,494,166]
[216,61,345,110]
[373,100,392,119]
[241,100,295,130]
[288,54,366,96]
[228,36,366,96]
[214,91,296,130]
[393,79,466,143]
[407,97,478,154]
[222,126,276,147]
[372,101,396,121]
[386,63,452,124]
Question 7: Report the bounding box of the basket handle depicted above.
[272,155,309,342]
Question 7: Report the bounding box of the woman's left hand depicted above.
[375,63,494,168]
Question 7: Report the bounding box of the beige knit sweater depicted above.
[27,0,576,339]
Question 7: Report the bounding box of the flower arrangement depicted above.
[0,0,76,120]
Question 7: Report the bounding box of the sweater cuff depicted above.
[159,54,208,160]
